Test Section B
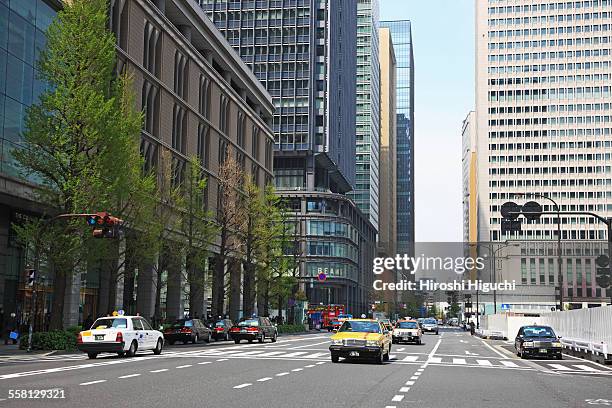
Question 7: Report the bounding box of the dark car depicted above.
[211,319,233,341]
[515,325,563,360]
[229,317,278,344]
[164,319,211,345]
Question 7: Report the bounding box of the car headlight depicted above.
[366,340,380,347]
[331,339,343,345]
[552,342,562,348]
[523,341,535,347]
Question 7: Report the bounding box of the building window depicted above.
[172,104,186,154]
[219,94,230,134]
[171,155,186,188]
[237,111,246,149]
[199,75,211,119]
[251,125,260,161]
[264,139,272,170]
[143,21,161,77]
[197,123,210,169]
[140,137,158,174]
[110,0,128,50]
[141,80,159,137]
[174,51,188,100]
[219,139,228,164]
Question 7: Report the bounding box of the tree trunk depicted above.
[212,253,225,318]
[49,269,67,330]
[242,261,255,317]
[153,252,165,321]
[277,295,283,324]
[187,252,204,318]
[256,276,266,316]
[228,258,241,321]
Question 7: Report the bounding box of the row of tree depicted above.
[14,0,299,330]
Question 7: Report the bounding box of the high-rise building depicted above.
[475,0,612,308]
[380,20,415,255]
[200,0,377,315]
[351,0,380,231]
[462,111,477,244]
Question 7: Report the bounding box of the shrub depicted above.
[19,330,78,351]
[277,324,307,334]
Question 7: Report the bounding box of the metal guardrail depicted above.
[560,337,610,360]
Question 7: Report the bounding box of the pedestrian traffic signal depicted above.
[26,268,36,286]
[87,212,123,239]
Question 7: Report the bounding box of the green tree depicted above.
[13,0,150,329]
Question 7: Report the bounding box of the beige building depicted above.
[378,27,398,306]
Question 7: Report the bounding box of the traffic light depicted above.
[87,212,123,239]
[26,268,36,287]
[596,254,611,289]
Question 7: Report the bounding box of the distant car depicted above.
[421,318,439,335]
[230,317,278,344]
[164,319,211,345]
[329,319,392,364]
[211,319,233,341]
[77,315,163,359]
[379,319,393,332]
[515,325,562,360]
[392,320,422,344]
[329,319,342,332]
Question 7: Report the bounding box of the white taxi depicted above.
[392,319,422,345]
[77,314,164,359]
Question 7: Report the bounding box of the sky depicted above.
[380,0,475,242]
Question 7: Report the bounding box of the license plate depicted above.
[95,335,104,341]
[349,351,359,357]
[241,329,247,333]
[403,337,411,340]
[539,348,548,353]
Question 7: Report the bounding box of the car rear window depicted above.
[171,320,193,328]
[398,322,418,329]
[238,319,259,327]
[92,318,127,329]
[215,321,225,327]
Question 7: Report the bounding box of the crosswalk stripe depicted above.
[229,351,267,357]
[278,352,308,358]
[452,358,467,365]
[402,355,419,362]
[255,351,287,357]
[428,357,442,363]
[302,352,328,359]
[477,360,493,366]
[549,364,573,370]
[500,361,519,368]
[573,365,599,372]
[389,355,397,360]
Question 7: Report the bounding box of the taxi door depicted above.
[141,318,157,348]
[132,319,149,349]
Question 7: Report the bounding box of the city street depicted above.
[0,328,609,407]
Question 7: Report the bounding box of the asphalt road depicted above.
[0,328,610,408]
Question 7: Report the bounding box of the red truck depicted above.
[307,305,345,331]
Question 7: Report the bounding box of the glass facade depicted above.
[380,20,415,253]
[350,0,380,230]
[0,0,55,179]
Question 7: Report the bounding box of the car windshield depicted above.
[398,322,418,329]
[171,320,193,328]
[92,318,127,329]
[338,321,381,333]
[424,319,437,324]
[238,319,259,327]
[523,326,556,338]
[215,321,225,327]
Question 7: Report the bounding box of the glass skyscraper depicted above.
[380,20,415,253]
[351,0,380,231]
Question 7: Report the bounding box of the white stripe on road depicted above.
[290,341,331,349]
[427,357,442,363]
[175,365,192,369]
[477,360,493,366]
[410,376,418,380]
[573,365,599,372]
[302,352,329,359]
[276,372,290,376]
[549,364,572,371]
[257,377,272,382]
[500,361,519,368]
[402,355,419,362]
[399,387,410,392]
[80,380,106,386]
[150,369,168,373]
[255,351,287,357]
[197,362,212,365]
[291,368,303,372]
[389,355,397,360]
[397,348,405,351]
[315,362,326,365]
[233,383,252,389]
[405,381,415,385]
[118,374,141,379]
[304,364,316,368]
[216,359,228,361]
[391,395,404,402]
[279,352,308,358]
[452,358,467,365]
[480,339,509,358]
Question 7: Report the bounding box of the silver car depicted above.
[421,318,439,335]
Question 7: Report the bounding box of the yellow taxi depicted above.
[329,319,392,364]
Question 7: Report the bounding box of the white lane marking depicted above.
[255,351,287,357]
[480,339,508,358]
[549,364,573,371]
[230,351,267,357]
[304,364,316,368]
[150,369,168,373]
[198,362,212,365]
[291,368,303,372]
[453,358,467,365]
[392,395,404,402]
[315,362,326,365]
[399,387,410,392]
[477,360,493,366]
[405,381,415,385]
[397,348,405,352]
[428,357,442,363]
[302,352,329,359]
[414,372,422,376]
[410,376,418,380]
[402,355,419,362]
[118,373,141,379]
[500,361,519,368]
[289,340,331,349]
[176,364,192,369]
[416,368,424,372]
[257,377,272,382]
[384,406,397,408]
[573,364,599,372]
[279,352,309,358]
[233,383,252,389]
[80,380,106,386]
[560,353,612,371]
[216,359,228,361]
[389,354,397,360]
[276,372,290,376]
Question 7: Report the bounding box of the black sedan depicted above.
[515,325,563,359]
[211,319,233,341]
[229,317,278,344]
[164,319,212,345]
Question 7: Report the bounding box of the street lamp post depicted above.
[512,192,563,311]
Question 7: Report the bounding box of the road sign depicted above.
[500,304,510,311]
[317,273,327,282]
[501,202,521,220]
[522,201,543,221]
